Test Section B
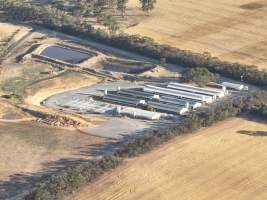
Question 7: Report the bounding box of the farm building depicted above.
[222,82,248,91]
[167,82,226,98]
[144,85,214,103]
[117,88,159,100]
[103,93,146,107]
[101,82,230,116]
[119,107,163,120]
[147,100,189,115]
[158,95,202,109]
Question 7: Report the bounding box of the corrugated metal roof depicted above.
[118,89,156,99]
[144,85,213,103]
[168,83,224,98]
[120,107,163,120]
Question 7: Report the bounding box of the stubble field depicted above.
[67,117,267,200]
[126,0,267,70]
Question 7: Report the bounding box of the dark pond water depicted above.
[41,46,92,64]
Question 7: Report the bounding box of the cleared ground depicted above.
[0,121,108,199]
[0,100,30,120]
[68,117,267,200]
[126,0,267,70]
[0,22,18,40]
[25,71,100,106]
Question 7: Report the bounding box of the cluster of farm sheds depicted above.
[55,81,248,121]
[34,44,249,121]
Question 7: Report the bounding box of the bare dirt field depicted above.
[126,0,267,70]
[0,121,108,199]
[67,117,267,200]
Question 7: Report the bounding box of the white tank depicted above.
[185,102,190,109]
[116,106,121,115]
[222,82,245,91]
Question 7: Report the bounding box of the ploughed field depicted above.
[67,117,267,200]
[127,0,267,70]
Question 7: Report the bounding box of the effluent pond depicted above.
[40,46,93,64]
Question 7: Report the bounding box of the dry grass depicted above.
[67,117,267,200]
[0,100,29,120]
[126,0,267,70]
[25,71,100,106]
[0,120,108,199]
[0,121,106,181]
[0,22,19,41]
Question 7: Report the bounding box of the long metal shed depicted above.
[148,100,188,115]
[159,95,202,109]
[117,89,158,100]
[221,82,247,91]
[160,94,202,103]
[103,93,145,106]
[120,107,163,120]
[144,85,213,103]
[167,82,225,98]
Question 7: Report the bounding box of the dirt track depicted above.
[67,117,267,200]
[126,0,267,70]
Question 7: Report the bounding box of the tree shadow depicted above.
[0,158,92,199]
[0,143,117,199]
[0,117,179,199]
[239,113,267,124]
[238,130,267,137]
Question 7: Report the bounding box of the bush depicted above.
[181,67,219,86]
[25,155,122,200]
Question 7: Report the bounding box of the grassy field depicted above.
[67,117,267,200]
[126,0,267,70]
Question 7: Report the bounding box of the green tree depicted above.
[139,0,157,14]
[103,15,120,35]
[181,67,220,86]
[117,0,128,17]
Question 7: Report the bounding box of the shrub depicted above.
[181,67,219,86]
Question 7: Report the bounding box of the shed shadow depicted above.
[238,130,267,137]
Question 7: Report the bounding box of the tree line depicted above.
[47,0,157,17]
[1,0,266,87]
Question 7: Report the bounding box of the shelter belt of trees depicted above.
[1,0,267,87]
